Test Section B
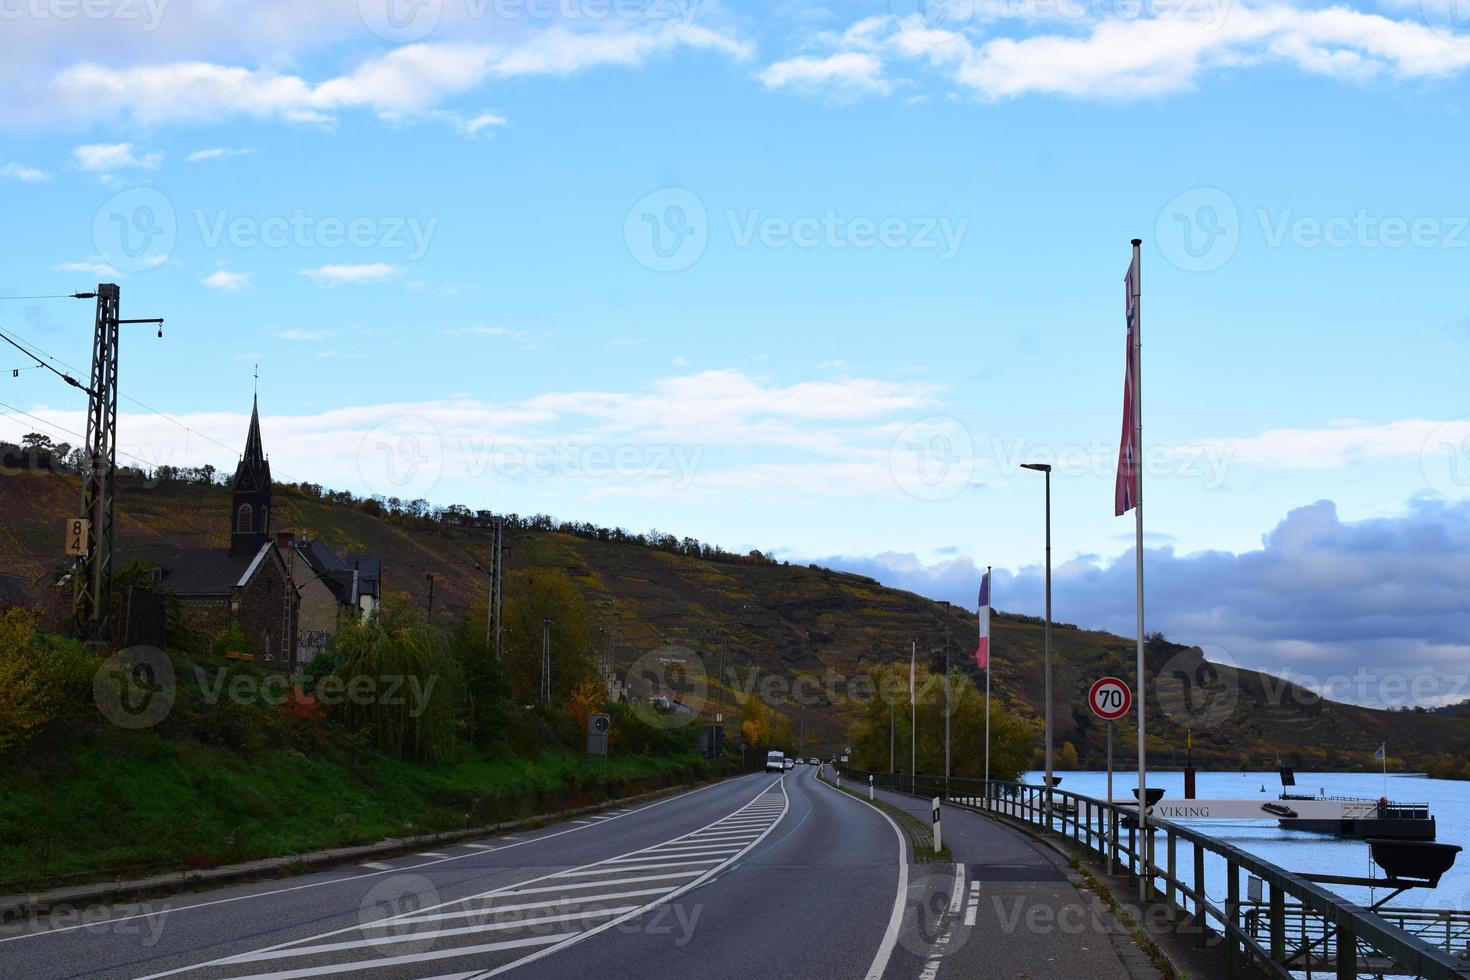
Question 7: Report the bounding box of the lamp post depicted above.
[1021,462,1054,822]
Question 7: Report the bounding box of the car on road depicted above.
[810,758,820,766]
[783,757,794,770]
[765,751,785,773]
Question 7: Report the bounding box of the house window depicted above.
[237,503,253,533]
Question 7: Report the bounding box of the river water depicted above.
[1022,769,1470,912]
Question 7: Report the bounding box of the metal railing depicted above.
[847,768,1470,980]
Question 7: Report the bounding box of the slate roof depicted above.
[122,544,268,595]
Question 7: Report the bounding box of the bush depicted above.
[0,609,95,754]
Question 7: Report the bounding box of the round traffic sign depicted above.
[1088,677,1133,721]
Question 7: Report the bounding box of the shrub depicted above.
[0,609,95,754]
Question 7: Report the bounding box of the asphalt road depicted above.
[0,767,913,980]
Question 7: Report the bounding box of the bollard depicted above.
[932,797,942,853]
[869,775,875,801]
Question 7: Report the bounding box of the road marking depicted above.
[552,859,721,877]
[394,889,674,925]
[219,932,575,980]
[816,774,908,980]
[0,776,750,946]
[463,844,497,851]
[417,852,449,857]
[218,907,635,964]
[464,778,792,978]
[948,863,966,914]
[358,862,392,871]
[964,881,980,926]
[138,777,788,980]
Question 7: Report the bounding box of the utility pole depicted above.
[426,573,435,622]
[541,618,552,703]
[72,283,163,640]
[494,519,505,656]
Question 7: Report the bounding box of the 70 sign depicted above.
[1088,677,1133,721]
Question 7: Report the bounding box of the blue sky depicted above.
[2,0,1469,703]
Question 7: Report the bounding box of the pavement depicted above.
[0,766,1166,979]
[865,780,1164,980]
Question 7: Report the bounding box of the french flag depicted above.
[976,570,992,670]
[1115,254,1141,516]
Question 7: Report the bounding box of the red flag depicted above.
[1115,254,1140,516]
[975,569,991,669]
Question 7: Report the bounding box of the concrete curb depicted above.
[1,773,738,919]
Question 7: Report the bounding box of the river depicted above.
[1022,769,1470,911]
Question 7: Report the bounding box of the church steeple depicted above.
[229,393,273,557]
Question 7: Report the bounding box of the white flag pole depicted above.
[910,639,917,794]
[983,566,991,800]
[1131,238,1149,901]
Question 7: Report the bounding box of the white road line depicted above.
[6,776,751,947]
[677,833,760,844]
[466,777,792,979]
[219,932,576,980]
[948,863,966,915]
[604,849,738,862]
[552,859,721,877]
[142,777,787,980]
[417,852,449,857]
[358,862,392,871]
[463,844,497,851]
[964,881,980,926]
[217,907,635,964]
[394,888,675,925]
[816,774,908,980]
[503,871,702,895]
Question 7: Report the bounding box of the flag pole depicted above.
[910,639,917,794]
[1131,237,1149,901]
[983,566,991,799]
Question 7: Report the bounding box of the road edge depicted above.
[815,768,910,980]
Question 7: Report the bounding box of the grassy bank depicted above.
[0,730,710,890]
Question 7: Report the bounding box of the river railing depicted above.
[842,767,1470,979]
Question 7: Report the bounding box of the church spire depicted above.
[230,387,273,557]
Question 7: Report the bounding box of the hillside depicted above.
[4,468,1468,774]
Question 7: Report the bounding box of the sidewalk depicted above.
[868,782,1164,980]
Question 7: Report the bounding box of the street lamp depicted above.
[1021,462,1054,821]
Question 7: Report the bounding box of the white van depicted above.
[765,751,785,773]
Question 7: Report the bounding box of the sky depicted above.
[1,0,1468,706]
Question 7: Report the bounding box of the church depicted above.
[131,395,380,670]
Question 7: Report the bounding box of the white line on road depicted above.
[218,932,576,980]
[358,862,392,871]
[948,863,966,915]
[816,774,908,980]
[4,776,752,947]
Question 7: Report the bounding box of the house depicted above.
[289,536,382,663]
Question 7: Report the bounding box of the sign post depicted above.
[932,797,942,854]
[1089,677,1133,876]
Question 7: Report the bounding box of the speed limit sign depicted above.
[1088,677,1132,721]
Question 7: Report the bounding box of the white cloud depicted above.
[187,147,256,163]
[202,269,250,291]
[72,142,161,171]
[279,328,333,340]
[460,111,507,135]
[760,51,893,96]
[0,161,49,181]
[300,263,402,285]
[31,22,752,130]
[764,5,1470,101]
[53,259,120,276]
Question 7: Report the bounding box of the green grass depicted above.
[817,771,952,863]
[0,732,707,890]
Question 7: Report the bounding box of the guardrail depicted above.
[846,768,1470,979]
